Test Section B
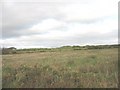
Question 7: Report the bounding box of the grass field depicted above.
[2,48,118,88]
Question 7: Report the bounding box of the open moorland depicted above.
[2,45,119,88]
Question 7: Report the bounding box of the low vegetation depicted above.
[2,45,118,88]
[1,44,119,54]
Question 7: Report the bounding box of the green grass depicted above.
[2,48,118,88]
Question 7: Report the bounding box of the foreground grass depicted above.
[2,48,118,88]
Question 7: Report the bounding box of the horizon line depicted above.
[1,43,119,49]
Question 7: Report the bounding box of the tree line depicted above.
[1,44,119,54]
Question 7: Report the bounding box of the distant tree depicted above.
[8,47,16,50]
[0,47,2,55]
[2,47,17,54]
[72,46,81,50]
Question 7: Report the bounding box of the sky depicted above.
[0,0,119,49]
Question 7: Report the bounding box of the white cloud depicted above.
[1,0,118,48]
[29,18,66,32]
[59,0,118,21]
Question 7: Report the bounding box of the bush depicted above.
[2,47,17,54]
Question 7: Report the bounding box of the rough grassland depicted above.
[2,48,118,88]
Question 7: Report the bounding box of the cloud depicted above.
[1,0,118,48]
[1,29,118,48]
[2,2,63,38]
[58,0,118,22]
[0,2,2,39]
[29,18,66,32]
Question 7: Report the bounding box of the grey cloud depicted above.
[2,2,64,38]
[15,30,118,48]
[2,1,111,39]
[66,16,113,24]
[2,30,118,48]
[1,0,118,48]
[68,30,118,45]
[2,23,36,39]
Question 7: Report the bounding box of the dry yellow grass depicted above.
[2,48,118,88]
